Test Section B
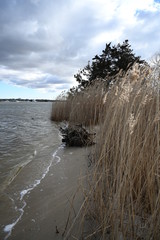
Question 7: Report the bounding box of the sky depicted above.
[0,0,160,100]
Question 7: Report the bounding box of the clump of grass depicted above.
[50,91,71,122]
[80,65,160,239]
[51,99,70,122]
[51,81,106,126]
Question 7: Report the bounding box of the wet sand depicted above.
[1,146,89,240]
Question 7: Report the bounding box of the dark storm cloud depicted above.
[0,0,160,96]
[0,0,101,83]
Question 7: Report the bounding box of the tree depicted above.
[74,40,146,88]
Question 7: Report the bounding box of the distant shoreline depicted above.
[0,99,62,103]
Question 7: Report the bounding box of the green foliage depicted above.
[74,40,146,88]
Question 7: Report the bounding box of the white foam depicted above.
[3,145,63,239]
[4,223,15,233]
[34,150,37,156]
[20,188,32,200]
[4,201,26,240]
[55,156,61,164]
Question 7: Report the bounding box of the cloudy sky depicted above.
[0,0,160,99]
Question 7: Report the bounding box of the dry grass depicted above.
[80,65,160,239]
[52,63,160,239]
[51,81,106,126]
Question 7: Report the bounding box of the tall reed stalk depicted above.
[52,64,160,239]
[51,81,106,126]
[81,66,160,239]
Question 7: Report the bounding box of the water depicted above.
[0,102,62,239]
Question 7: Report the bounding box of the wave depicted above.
[3,144,63,240]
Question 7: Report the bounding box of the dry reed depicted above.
[51,81,106,126]
[52,63,160,239]
[80,65,160,239]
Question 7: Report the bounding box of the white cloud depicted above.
[0,0,160,98]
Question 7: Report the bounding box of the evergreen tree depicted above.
[74,40,146,88]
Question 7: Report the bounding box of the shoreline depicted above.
[3,145,64,239]
[1,145,89,240]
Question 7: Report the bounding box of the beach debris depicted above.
[60,124,95,147]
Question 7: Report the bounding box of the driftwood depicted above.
[60,124,95,147]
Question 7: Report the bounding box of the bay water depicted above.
[0,102,62,239]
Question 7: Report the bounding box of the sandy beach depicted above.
[1,145,89,240]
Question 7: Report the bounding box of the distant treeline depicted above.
[0,98,58,102]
